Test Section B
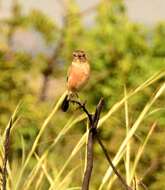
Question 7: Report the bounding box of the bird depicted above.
[61,50,90,112]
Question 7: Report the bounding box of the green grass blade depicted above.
[14,91,67,190]
[124,86,131,185]
[99,82,165,189]
[130,122,157,182]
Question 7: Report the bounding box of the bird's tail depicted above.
[61,94,69,112]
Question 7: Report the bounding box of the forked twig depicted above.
[70,98,103,190]
[70,98,132,190]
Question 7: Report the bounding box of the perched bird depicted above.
[61,50,90,111]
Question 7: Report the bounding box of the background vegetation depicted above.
[0,0,165,189]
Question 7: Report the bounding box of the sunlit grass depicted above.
[99,77,165,189]
[1,71,165,190]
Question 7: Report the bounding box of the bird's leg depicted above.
[73,93,87,106]
[70,96,88,112]
[82,100,87,107]
[75,93,83,105]
[70,92,79,101]
[74,92,79,99]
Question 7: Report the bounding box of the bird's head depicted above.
[72,50,87,63]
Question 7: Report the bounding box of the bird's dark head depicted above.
[73,50,87,62]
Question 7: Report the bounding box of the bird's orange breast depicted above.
[67,62,90,92]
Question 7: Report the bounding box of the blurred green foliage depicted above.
[0,0,164,189]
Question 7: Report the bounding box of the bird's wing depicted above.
[67,66,71,82]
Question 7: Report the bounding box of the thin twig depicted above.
[40,33,65,101]
[133,177,137,190]
[93,98,104,128]
[95,133,132,190]
[138,180,148,190]
[69,100,93,124]
[2,118,13,190]
[40,16,66,101]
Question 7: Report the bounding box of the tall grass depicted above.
[1,71,164,190]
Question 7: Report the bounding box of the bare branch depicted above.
[69,98,132,190]
[95,133,132,190]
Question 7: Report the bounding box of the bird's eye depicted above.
[73,53,76,57]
